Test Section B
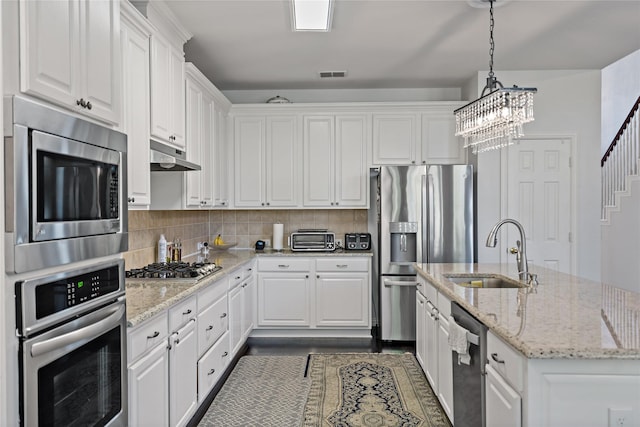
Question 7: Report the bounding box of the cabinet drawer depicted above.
[228,262,255,289]
[128,311,168,363]
[424,280,438,304]
[197,332,230,403]
[316,257,369,272]
[487,331,525,392]
[197,295,228,357]
[169,295,197,332]
[258,257,311,272]
[198,277,227,310]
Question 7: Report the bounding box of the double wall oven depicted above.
[4,96,129,426]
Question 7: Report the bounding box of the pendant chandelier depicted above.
[454,0,537,154]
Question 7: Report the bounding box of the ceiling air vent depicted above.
[319,71,347,78]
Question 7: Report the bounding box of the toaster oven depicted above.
[290,230,335,252]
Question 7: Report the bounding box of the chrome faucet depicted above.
[486,219,530,281]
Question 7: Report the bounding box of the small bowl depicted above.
[210,242,238,251]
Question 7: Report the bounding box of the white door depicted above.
[303,116,334,207]
[506,138,572,273]
[335,115,369,207]
[266,116,299,207]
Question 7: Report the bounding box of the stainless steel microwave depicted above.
[290,230,336,252]
[4,96,128,273]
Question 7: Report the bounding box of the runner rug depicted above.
[303,353,452,427]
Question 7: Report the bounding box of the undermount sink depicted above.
[443,273,527,289]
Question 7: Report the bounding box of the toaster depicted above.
[344,233,371,251]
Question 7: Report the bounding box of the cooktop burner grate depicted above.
[125,261,222,281]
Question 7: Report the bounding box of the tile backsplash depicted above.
[125,209,368,268]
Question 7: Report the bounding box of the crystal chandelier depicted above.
[454,0,537,154]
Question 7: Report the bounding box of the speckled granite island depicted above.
[415,262,640,359]
[415,262,640,427]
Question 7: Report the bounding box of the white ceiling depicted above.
[164,0,640,91]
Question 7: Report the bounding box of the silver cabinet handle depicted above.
[222,351,229,357]
[278,264,289,268]
[336,264,348,268]
[220,313,227,318]
[491,353,505,364]
[147,331,160,339]
[206,325,213,331]
[208,368,216,375]
[183,309,192,315]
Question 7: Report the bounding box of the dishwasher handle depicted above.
[383,279,418,287]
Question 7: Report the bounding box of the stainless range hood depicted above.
[150,140,201,172]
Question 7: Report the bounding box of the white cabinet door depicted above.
[228,284,244,356]
[20,0,120,124]
[150,34,185,149]
[315,272,369,327]
[437,315,454,422]
[213,107,229,207]
[335,115,368,208]
[424,298,439,390]
[169,320,198,427]
[121,9,151,208]
[128,342,169,427]
[197,332,230,404]
[265,116,299,207]
[486,364,522,427]
[234,116,265,207]
[200,94,215,207]
[303,116,335,207]
[258,273,311,326]
[416,290,427,370]
[80,0,120,124]
[372,114,419,165]
[421,112,465,164]
[242,276,256,338]
[185,77,203,207]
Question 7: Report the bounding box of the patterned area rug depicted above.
[197,355,311,427]
[303,353,452,427]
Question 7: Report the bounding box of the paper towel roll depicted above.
[273,223,284,251]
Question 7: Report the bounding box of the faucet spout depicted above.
[486,219,529,281]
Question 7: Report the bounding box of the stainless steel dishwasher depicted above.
[451,301,488,427]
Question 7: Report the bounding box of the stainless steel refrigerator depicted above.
[375,164,474,341]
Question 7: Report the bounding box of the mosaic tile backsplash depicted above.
[124,209,368,269]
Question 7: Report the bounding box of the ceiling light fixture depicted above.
[454,0,537,154]
[291,0,333,32]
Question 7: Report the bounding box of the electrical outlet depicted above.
[336,238,343,247]
[609,408,633,427]
[264,239,271,247]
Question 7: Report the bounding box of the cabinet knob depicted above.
[220,313,227,318]
[261,202,265,206]
[422,160,426,164]
[206,325,213,331]
[86,101,92,110]
[330,202,334,206]
[222,351,229,357]
[183,309,192,315]
[207,368,216,375]
[411,160,416,164]
[266,202,270,206]
[316,274,320,279]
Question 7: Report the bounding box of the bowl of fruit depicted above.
[211,234,237,251]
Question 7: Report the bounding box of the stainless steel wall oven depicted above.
[4,95,128,273]
[16,259,127,427]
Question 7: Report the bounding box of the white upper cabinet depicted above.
[121,2,153,208]
[19,0,121,125]
[234,115,299,208]
[372,105,467,165]
[133,0,191,150]
[372,113,419,165]
[303,114,369,208]
[213,106,230,207]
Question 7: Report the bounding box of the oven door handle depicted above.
[30,303,125,357]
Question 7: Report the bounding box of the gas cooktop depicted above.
[125,261,222,282]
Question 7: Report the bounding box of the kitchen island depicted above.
[415,263,640,427]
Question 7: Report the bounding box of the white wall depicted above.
[223,87,462,104]
[473,70,602,281]
[601,49,640,154]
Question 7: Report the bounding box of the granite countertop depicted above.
[126,249,372,327]
[415,263,640,360]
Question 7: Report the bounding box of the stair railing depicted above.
[601,95,640,219]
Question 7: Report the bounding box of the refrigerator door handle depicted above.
[383,279,418,287]
[421,174,428,263]
[400,233,407,252]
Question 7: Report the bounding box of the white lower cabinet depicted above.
[128,340,170,427]
[197,332,230,403]
[168,310,198,427]
[416,275,454,424]
[228,263,256,355]
[486,364,522,427]
[256,257,371,332]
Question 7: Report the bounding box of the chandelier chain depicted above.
[488,0,495,79]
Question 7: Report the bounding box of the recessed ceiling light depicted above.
[291,0,334,32]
